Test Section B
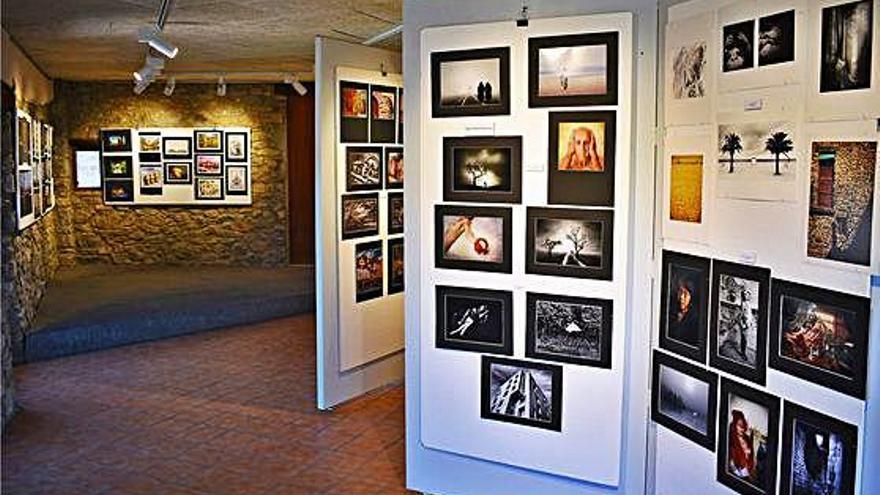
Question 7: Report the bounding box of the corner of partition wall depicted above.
[864,275,880,494]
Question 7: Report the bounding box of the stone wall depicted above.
[51,82,289,266]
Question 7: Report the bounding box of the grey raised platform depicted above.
[23,264,315,362]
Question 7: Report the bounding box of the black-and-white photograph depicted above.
[758,10,795,66]
[526,207,613,280]
[710,261,770,385]
[435,285,512,355]
[387,192,403,235]
[717,121,796,186]
[526,292,612,368]
[443,136,522,203]
[345,147,383,192]
[820,0,873,92]
[652,350,718,451]
[481,356,563,432]
[341,193,379,240]
[431,47,510,118]
[672,41,707,99]
[723,20,755,72]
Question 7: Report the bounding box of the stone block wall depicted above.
[51,82,289,267]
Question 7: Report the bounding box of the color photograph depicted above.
[672,41,707,99]
[139,133,161,152]
[139,166,162,189]
[548,111,616,206]
[435,285,512,355]
[526,292,612,367]
[556,121,606,172]
[820,0,873,92]
[354,240,383,302]
[718,380,779,495]
[18,170,33,216]
[443,136,521,204]
[660,250,710,363]
[385,147,403,189]
[104,180,133,202]
[196,155,223,175]
[528,32,618,107]
[195,177,223,200]
[807,141,876,266]
[341,193,379,240]
[226,166,247,195]
[371,88,396,120]
[758,10,795,66]
[195,130,222,151]
[388,238,404,294]
[103,156,133,178]
[387,192,403,235]
[669,154,703,223]
[435,205,511,273]
[101,129,131,152]
[341,85,368,118]
[163,137,192,158]
[652,350,718,450]
[481,356,562,432]
[723,20,755,72]
[164,162,191,184]
[225,132,248,162]
[431,47,510,117]
[345,147,382,191]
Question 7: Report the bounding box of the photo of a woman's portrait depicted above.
[726,395,771,491]
[666,265,702,348]
[557,121,605,172]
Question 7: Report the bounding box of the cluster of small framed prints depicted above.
[15,109,55,230]
[99,127,252,205]
[651,250,869,495]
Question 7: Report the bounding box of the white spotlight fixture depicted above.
[163,77,176,96]
[133,55,165,83]
[133,79,151,95]
[284,75,308,96]
[137,26,179,59]
[217,76,227,96]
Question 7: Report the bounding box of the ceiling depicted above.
[1,0,402,81]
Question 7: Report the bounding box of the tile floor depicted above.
[2,315,413,494]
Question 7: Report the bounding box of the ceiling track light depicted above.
[217,76,227,96]
[138,26,179,59]
[164,77,176,96]
[284,74,308,96]
[133,55,164,84]
[133,79,151,95]
[362,24,402,46]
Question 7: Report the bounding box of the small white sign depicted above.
[464,123,495,136]
[744,99,763,111]
[75,150,101,188]
[525,162,545,172]
[738,250,758,265]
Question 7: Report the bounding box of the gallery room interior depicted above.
[1,0,879,494]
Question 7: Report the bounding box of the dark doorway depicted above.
[286,83,316,265]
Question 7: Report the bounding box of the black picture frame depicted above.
[525,206,613,280]
[435,285,512,355]
[709,260,770,385]
[651,350,718,451]
[225,132,248,163]
[435,204,512,274]
[387,192,404,235]
[387,237,404,295]
[194,177,225,201]
[528,31,619,107]
[779,400,858,495]
[722,19,756,73]
[195,154,224,176]
[717,378,780,495]
[385,146,404,189]
[163,136,193,159]
[139,153,161,163]
[769,278,869,399]
[345,146,383,192]
[103,179,134,203]
[355,239,383,303]
[819,0,873,93]
[225,165,248,196]
[397,87,404,144]
[547,111,616,206]
[138,165,163,196]
[525,292,613,368]
[340,80,369,143]
[164,162,192,184]
[443,135,522,204]
[431,47,511,118]
[341,193,380,240]
[103,155,133,179]
[757,10,796,67]
[194,129,224,152]
[370,84,397,143]
[481,356,563,432]
[659,250,710,363]
[100,129,132,153]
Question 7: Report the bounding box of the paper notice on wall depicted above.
[75,150,101,188]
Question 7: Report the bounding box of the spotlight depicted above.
[133,55,164,83]
[217,76,227,96]
[516,4,529,27]
[133,79,151,95]
[137,26,179,59]
[284,75,308,96]
[164,77,176,96]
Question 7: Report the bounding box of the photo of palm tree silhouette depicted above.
[717,122,796,176]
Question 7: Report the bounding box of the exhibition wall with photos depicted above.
[15,109,56,230]
[335,67,404,372]
[655,0,877,494]
[99,127,252,206]
[419,14,634,484]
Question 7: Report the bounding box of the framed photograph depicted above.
[435,285,512,355]
[443,136,522,204]
[194,177,224,200]
[101,129,132,153]
[807,141,876,267]
[651,350,718,451]
[355,240,383,302]
[385,147,404,189]
[104,180,134,203]
[387,192,404,235]
[18,169,34,217]
[226,165,248,195]
[163,137,193,159]
[481,356,562,432]
[164,162,192,184]
[139,165,163,195]
[758,10,795,67]
[103,155,133,179]
[345,146,383,192]
[659,250,710,363]
[138,132,161,162]
[17,113,31,167]
[388,237,404,295]
[820,0,873,93]
[779,401,858,495]
[769,279,869,399]
[528,31,619,107]
[709,260,770,385]
[547,111,616,206]
[370,85,397,143]
[340,81,369,142]
[669,154,704,223]
[717,378,780,495]
[196,154,223,176]
[341,193,379,240]
[525,207,613,280]
[397,87,403,144]
[431,47,510,118]
[723,20,756,72]
[194,129,223,152]
[526,292,613,368]
[225,132,248,162]
[435,204,512,274]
